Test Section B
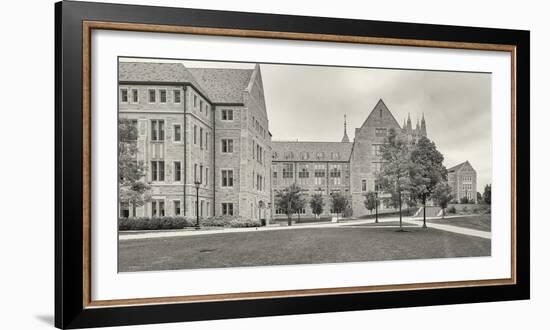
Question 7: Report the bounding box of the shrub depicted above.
[461,206,468,213]
[118,217,193,231]
[448,206,456,214]
[460,196,470,204]
[343,207,353,218]
[229,218,261,228]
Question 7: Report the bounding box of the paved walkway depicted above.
[119,214,490,241]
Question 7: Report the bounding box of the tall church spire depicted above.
[341,114,350,143]
[406,113,412,132]
[420,113,427,136]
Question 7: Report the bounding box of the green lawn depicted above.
[119,226,490,272]
[427,215,491,232]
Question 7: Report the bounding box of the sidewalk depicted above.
[119,214,490,241]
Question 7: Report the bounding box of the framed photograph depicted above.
[55,1,530,328]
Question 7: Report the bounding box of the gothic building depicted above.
[118,62,272,221]
[271,99,427,218]
[447,161,478,203]
[119,61,473,222]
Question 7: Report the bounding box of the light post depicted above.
[194,180,201,229]
[374,189,379,223]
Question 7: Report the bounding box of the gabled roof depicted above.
[118,62,210,99]
[271,141,353,162]
[360,98,401,129]
[447,161,473,172]
[187,68,254,104]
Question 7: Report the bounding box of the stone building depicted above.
[447,161,478,203]
[272,99,427,218]
[118,62,272,220]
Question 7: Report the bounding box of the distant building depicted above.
[447,161,477,203]
[272,99,427,218]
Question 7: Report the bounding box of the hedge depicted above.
[118,216,261,231]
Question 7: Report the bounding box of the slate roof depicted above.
[187,68,254,104]
[447,161,471,172]
[118,62,211,99]
[271,141,353,162]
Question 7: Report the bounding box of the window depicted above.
[193,94,197,108]
[372,144,382,156]
[193,125,197,144]
[330,165,342,185]
[150,120,164,141]
[174,161,181,182]
[372,162,383,173]
[205,105,209,117]
[120,89,128,103]
[148,89,156,103]
[205,168,209,185]
[221,170,234,187]
[300,152,309,160]
[331,152,340,160]
[221,109,234,121]
[199,127,203,149]
[173,90,181,103]
[316,152,324,159]
[284,151,294,160]
[173,125,181,142]
[282,163,293,178]
[159,89,167,103]
[132,89,138,103]
[151,161,165,181]
[199,100,203,112]
[152,200,165,217]
[173,200,181,216]
[200,165,203,184]
[205,133,209,150]
[194,164,197,182]
[362,179,367,192]
[221,139,234,153]
[299,167,309,178]
[314,164,326,185]
[222,203,234,216]
[375,128,387,137]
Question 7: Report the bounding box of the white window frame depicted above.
[221,109,234,121]
[173,199,182,216]
[173,123,182,143]
[120,88,129,103]
[221,202,234,216]
[173,161,182,182]
[221,168,234,188]
[159,89,167,103]
[131,88,139,103]
[147,88,156,103]
[221,139,234,153]
[173,89,181,104]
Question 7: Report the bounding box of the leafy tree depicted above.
[275,183,305,226]
[378,128,412,231]
[433,182,453,218]
[118,119,151,216]
[483,184,491,204]
[330,192,349,219]
[309,193,325,219]
[363,191,379,214]
[460,196,470,204]
[409,136,447,228]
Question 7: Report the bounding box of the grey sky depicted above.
[122,58,492,191]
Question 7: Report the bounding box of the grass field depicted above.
[119,226,491,272]
[427,215,491,232]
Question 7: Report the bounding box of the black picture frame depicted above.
[55,1,530,328]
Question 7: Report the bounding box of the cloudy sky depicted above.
[122,58,492,191]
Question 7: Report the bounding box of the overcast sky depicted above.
[122,58,492,191]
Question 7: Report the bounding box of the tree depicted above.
[483,184,491,204]
[275,183,305,226]
[433,182,453,218]
[363,191,379,214]
[330,192,349,219]
[378,128,412,231]
[409,136,447,228]
[118,119,151,216]
[460,196,470,204]
[310,193,325,219]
